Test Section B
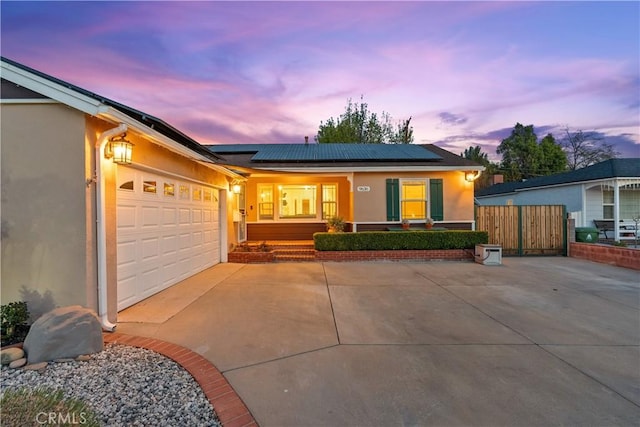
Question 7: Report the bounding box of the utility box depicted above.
[475,244,502,266]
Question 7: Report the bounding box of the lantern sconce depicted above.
[465,171,480,182]
[232,184,242,194]
[105,133,134,165]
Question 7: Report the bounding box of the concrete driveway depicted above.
[118,257,640,426]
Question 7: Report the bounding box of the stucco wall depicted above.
[353,171,475,222]
[1,103,91,318]
[85,117,232,321]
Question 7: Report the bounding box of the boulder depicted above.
[23,306,103,364]
[0,347,25,365]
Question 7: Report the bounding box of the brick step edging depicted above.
[103,332,256,427]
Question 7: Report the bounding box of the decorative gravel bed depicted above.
[0,343,221,426]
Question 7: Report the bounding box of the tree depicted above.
[560,128,618,170]
[316,96,413,144]
[539,133,567,176]
[461,145,498,190]
[461,145,490,166]
[497,123,567,182]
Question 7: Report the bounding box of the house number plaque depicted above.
[357,186,370,192]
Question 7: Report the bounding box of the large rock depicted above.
[23,306,103,364]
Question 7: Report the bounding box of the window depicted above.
[179,185,190,200]
[119,180,134,191]
[401,180,426,220]
[143,180,157,194]
[258,184,274,220]
[204,189,212,202]
[193,188,202,201]
[386,178,443,221]
[602,189,614,219]
[164,182,175,197]
[620,187,640,219]
[322,184,337,219]
[279,185,316,218]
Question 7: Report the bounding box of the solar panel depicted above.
[249,144,441,161]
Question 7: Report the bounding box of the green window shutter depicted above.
[386,178,400,221]
[429,179,443,221]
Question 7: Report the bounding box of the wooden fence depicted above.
[476,205,567,256]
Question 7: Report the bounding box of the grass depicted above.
[0,387,100,427]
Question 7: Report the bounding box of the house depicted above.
[1,56,482,329]
[209,143,483,241]
[1,57,244,326]
[475,159,640,241]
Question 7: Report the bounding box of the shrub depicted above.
[313,231,489,251]
[1,301,29,339]
[326,216,346,232]
[0,387,100,427]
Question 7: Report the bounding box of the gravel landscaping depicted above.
[0,343,221,426]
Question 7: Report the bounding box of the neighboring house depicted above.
[475,159,640,241]
[209,143,483,241]
[1,57,244,325]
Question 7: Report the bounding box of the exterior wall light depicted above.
[105,134,134,165]
[465,171,480,182]
[232,184,242,194]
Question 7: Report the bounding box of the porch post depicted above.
[614,179,620,242]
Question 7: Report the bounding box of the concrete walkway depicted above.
[117,257,640,426]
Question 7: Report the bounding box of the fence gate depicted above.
[475,205,567,256]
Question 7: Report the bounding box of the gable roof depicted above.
[209,143,480,171]
[476,158,640,197]
[1,56,222,162]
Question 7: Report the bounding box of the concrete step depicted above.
[272,249,316,255]
[274,254,316,262]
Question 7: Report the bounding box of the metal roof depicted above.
[209,143,442,162]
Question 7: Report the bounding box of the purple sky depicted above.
[2,1,639,160]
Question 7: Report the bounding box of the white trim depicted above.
[1,60,106,115]
[122,162,227,190]
[250,165,484,173]
[2,59,242,183]
[98,108,243,180]
[0,98,60,104]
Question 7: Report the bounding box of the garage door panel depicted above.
[142,237,159,260]
[161,235,178,256]
[117,168,221,310]
[142,206,161,228]
[117,205,137,229]
[179,208,190,224]
[162,207,178,225]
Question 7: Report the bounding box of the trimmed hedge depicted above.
[314,231,489,251]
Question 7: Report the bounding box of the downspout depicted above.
[95,123,127,331]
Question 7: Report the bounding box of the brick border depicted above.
[315,249,474,262]
[103,332,256,427]
[569,242,640,270]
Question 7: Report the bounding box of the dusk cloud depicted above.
[1,1,637,159]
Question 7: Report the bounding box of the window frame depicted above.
[400,179,428,221]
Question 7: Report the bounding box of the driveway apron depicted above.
[118,257,640,426]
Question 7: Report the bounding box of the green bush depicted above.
[313,231,488,251]
[1,301,29,339]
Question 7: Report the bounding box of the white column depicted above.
[614,179,620,242]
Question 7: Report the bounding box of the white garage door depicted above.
[116,167,220,310]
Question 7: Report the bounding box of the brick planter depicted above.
[228,251,275,263]
[570,242,640,270]
[315,249,474,262]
